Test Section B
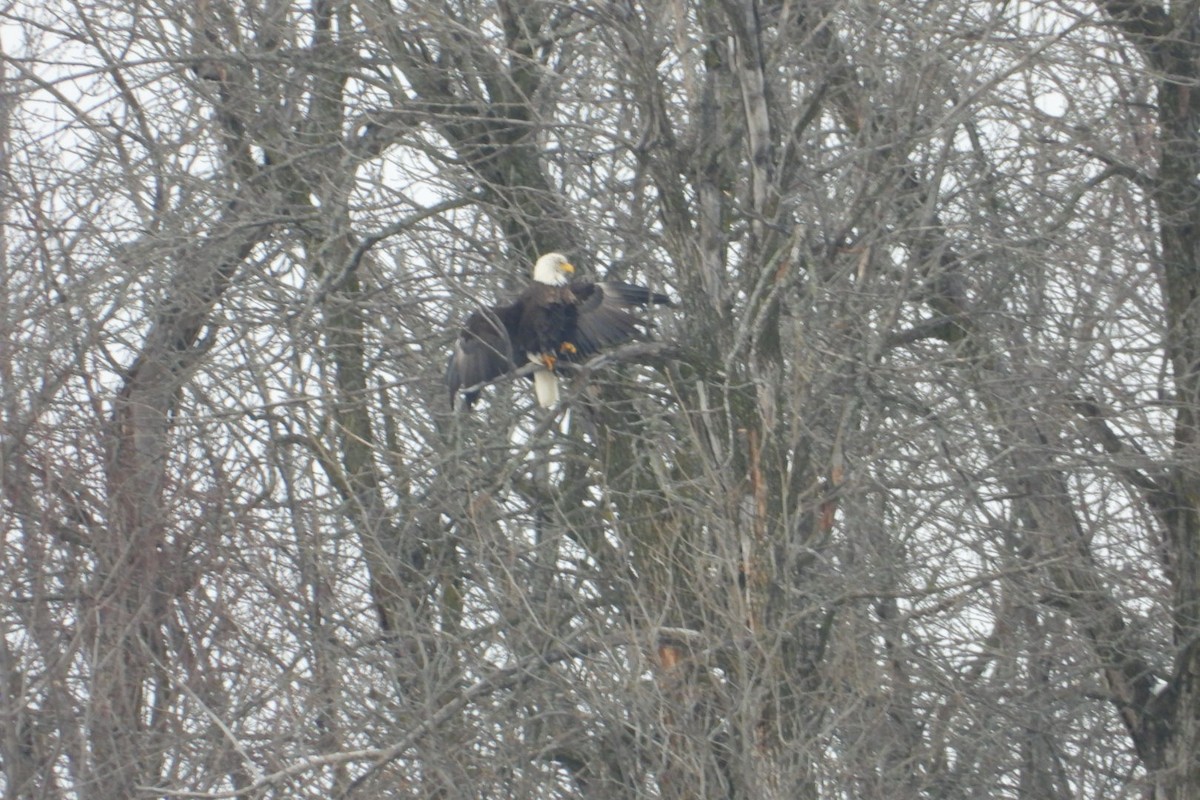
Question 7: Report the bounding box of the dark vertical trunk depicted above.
[94,203,265,797]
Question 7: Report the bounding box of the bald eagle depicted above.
[446,253,672,408]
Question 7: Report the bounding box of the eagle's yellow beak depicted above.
[562,262,575,274]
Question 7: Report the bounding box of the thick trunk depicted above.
[95,201,266,797]
[1156,71,1200,797]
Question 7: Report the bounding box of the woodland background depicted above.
[4,0,1200,797]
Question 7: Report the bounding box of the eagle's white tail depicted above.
[533,369,560,407]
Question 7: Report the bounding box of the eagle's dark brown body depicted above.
[519,284,579,358]
[446,262,671,408]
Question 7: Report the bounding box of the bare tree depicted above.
[2,0,1199,798]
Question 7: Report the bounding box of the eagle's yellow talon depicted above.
[560,342,577,355]
[542,353,557,371]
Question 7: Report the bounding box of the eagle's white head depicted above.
[532,252,575,286]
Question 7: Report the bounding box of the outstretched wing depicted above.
[445,302,523,407]
[569,281,672,358]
